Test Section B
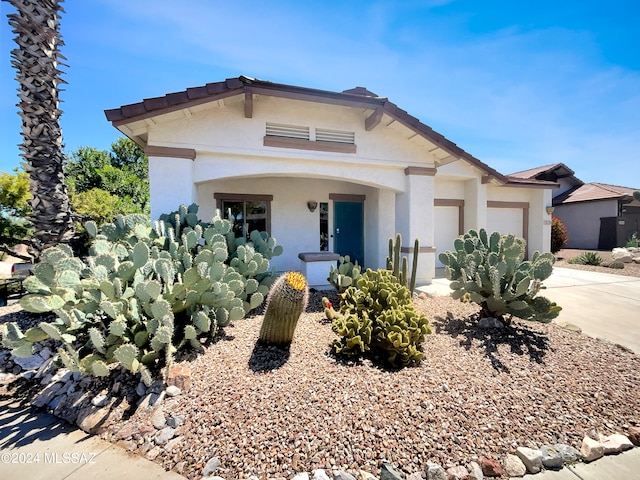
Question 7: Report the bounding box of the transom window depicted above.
[214,193,273,239]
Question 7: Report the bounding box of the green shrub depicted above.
[323,269,430,367]
[551,216,568,254]
[439,229,561,324]
[0,204,282,384]
[567,251,603,266]
[626,232,639,248]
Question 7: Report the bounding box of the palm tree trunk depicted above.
[7,0,74,256]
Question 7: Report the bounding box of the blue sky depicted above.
[1,0,639,187]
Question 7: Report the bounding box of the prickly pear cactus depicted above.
[258,272,309,345]
[0,204,283,385]
[328,255,361,292]
[439,228,562,323]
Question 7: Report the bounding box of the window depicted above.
[214,193,273,239]
[319,202,329,251]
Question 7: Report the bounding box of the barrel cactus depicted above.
[258,272,309,345]
[439,228,562,324]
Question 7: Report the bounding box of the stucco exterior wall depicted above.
[554,200,618,249]
[148,156,196,220]
[197,176,391,273]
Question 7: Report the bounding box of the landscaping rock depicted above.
[446,465,469,479]
[167,414,185,428]
[477,317,504,329]
[468,462,483,480]
[628,426,640,446]
[76,405,110,434]
[202,456,220,477]
[503,455,526,477]
[479,458,503,477]
[540,445,564,469]
[151,407,166,429]
[612,248,633,263]
[333,471,357,480]
[154,426,175,445]
[165,385,181,397]
[601,434,634,453]
[555,443,581,463]
[426,463,447,480]
[12,353,46,371]
[581,436,604,462]
[380,463,403,480]
[515,446,543,474]
[167,364,191,392]
[312,469,332,480]
[292,473,310,480]
[356,471,377,480]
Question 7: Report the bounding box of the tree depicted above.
[0,168,32,260]
[7,0,74,257]
[65,138,149,225]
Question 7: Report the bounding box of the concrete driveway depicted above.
[423,266,640,354]
[543,267,640,354]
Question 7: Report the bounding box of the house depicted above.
[510,163,640,250]
[105,76,556,285]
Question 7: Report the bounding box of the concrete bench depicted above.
[298,252,340,290]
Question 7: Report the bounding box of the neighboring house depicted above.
[105,76,556,284]
[510,163,640,250]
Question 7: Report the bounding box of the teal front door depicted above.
[334,201,364,266]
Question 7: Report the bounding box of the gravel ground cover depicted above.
[149,291,640,479]
[554,249,640,278]
[2,272,640,479]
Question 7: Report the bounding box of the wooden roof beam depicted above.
[244,91,253,118]
[365,108,383,131]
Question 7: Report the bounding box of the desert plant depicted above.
[323,268,431,367]
[625,232,639,248]
[439,229,561,324]
[551,216,568,254]
[0,204,281,384]
[258,272,309,345]
[567,251,603,266]
[386,233,420,292]
[327,255,361,292]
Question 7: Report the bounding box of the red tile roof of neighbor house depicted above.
[104,76,557,189]
[554,182,639,204]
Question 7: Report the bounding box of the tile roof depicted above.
[554,182,639,204]
[509,163,574,179]
[105,75,556,189]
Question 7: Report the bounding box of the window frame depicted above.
[214,193,273,238]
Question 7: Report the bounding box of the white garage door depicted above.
[487,207,523,237]
[435,205,460,267]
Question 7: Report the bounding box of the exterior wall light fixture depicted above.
[307,201,318,212]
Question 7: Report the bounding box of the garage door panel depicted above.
[487,208,523,237]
